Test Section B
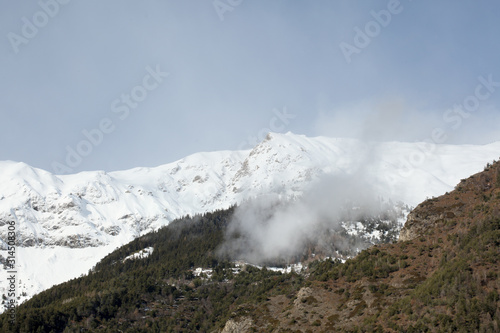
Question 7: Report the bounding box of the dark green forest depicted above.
[0,207,304,332]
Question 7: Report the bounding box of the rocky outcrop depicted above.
[399,203,460,242]
[293,287,314,310]
[398,210,437,242]
[221,317,253,333]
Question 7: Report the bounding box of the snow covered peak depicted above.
[0,132,499,250]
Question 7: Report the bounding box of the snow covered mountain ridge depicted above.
[0,132,499,306]
[1,132,500,249]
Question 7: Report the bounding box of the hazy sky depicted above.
[1,0,500,173]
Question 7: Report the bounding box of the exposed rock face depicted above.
[221,317,253,333]
[293,287,314,309]
[398,211,437,242]
[399,202,460,242]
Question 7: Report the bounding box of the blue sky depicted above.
[1,0,500,173]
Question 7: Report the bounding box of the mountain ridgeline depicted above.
[1,160,500,332]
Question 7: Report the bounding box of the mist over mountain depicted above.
[218,171,405,265]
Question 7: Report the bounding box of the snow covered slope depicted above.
[1,132,499,307]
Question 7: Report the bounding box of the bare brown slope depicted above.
[224,160,500,332]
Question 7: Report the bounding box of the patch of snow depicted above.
[193,267,213,278]
[234,261,304,274]
[123,247,154,262]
